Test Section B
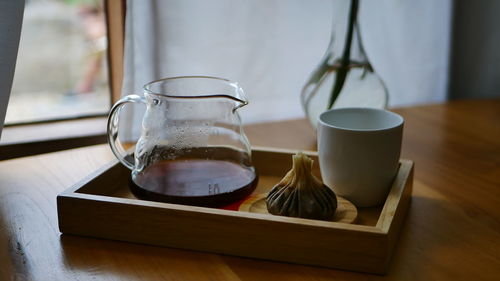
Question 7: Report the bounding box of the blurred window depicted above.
[5,0,110,124]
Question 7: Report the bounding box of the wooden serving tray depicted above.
[57,147,413,274]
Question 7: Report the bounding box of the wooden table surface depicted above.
[1,99,499,280]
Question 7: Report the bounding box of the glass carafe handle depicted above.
[107,95,146,170]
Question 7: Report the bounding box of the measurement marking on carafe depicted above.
[208,183,220,195]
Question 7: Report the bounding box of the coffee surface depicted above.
[131,159,257,207]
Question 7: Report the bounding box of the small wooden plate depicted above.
[239,194,358,224]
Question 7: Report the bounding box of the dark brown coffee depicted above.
[130,158,257,207]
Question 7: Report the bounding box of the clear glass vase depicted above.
[301,1,388,128]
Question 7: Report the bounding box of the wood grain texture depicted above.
[1,99,500,280]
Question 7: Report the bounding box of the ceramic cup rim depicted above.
[318,107,404,132]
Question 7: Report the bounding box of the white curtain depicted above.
[360,0,451,105]
[121,0,451,140]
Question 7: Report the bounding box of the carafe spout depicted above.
[232,84,248,111]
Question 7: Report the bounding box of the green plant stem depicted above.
[327,0,359,109]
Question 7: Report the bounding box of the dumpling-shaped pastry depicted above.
[266,152,337,221]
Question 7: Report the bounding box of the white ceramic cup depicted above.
[318,108,404,207]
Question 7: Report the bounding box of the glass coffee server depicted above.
[108,76,258,207]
